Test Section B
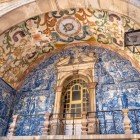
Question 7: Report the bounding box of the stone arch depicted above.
[58,73,92,88]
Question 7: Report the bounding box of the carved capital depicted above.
[88,82,97,89]
[56,86,63,92]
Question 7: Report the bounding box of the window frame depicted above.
[62,78,89,119]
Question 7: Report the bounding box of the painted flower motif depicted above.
[0,58,5,67]
[32,34,42,41]
[26,20,34,28]
[63,23,74,32]
[13,48,23,58]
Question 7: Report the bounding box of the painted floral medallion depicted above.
[56,16,81,37]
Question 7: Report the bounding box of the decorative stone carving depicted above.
[56,86,63,92]
[42,113,51,135]
[122,109,132,134]
[81,111,88,135]
[7,115,19,136]
[56,48,96,88]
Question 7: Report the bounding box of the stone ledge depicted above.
[1,134,140,140]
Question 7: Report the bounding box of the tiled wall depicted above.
[94,47,140,134]
[0,78,15,136]
[13,46,140,135]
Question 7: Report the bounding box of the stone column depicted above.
[53,86,62,114]
[7,114,19,136]
[51,86,63,135]
[122,109,132,134]
[81,111,88,135]
[42,113,51,135]
[87,82,98,134]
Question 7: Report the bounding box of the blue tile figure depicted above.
[121,92,128,109]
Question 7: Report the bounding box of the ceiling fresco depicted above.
[0,8,140,89]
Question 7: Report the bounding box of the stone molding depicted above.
[1,134,140,139]
[0,0,35,17]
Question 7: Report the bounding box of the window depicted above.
[72,85,81,100]
[62,78,89,118]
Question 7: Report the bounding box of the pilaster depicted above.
[53,86,63,114]
[88,82,97,112]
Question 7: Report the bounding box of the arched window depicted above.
[62,78,89,118]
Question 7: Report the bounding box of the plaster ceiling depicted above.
[0,0,140,89]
